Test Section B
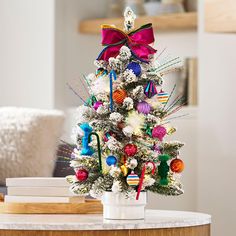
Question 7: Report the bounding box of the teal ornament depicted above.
[80,123,94,156]
[106,155,117,166]
[86,95,97,107]
[96,68,108,78]
[158,154,170,185]
[127,62,141,76]
[144,81,157,98]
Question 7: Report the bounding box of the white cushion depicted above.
[0,107,64,185]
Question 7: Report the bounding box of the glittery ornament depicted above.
[120,165,128,176]
[76,168,89,181]
[137,101,151,114]
[124,143,138,156]
[157,90,169,105]
[144,81,157,98]
[113,89,127,104]
[170,158,184,173]
[96,68,108,78]
[127,62,141,76]
[106,155,117,166]
[152,125,167,141]
[126,171,140,186]
[93,101,103,110]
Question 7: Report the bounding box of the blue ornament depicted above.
[106,155,117,166]
[80,123,94,156]
[127,62,141,76]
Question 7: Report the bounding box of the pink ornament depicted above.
[152,125,167,141]
[137,101,151,114]
[93,101,103,110]
[76,168,89,181]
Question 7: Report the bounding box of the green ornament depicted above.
[144,123,152,137]
[158,154,170,185]
[86,95,97,106]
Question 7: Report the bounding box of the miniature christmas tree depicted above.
[66,8,185,200]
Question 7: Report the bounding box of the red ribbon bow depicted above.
[97,23,157,62]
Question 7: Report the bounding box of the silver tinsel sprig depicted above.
[89,175,113,198]
[109,112,124,123]
[89,119,111,131]
[109,57,124,73]
[132,85,144,100]
[76,105,95,124]
[118,46,131,61]
[122,69,138,84]
[112,180,122,193]
[96,104,109,115]
[109,166,121,178]
[94,60,108,69]
[69,182,91,196]
[122,125,134,137]
[105,136,122,151]
[70,155,99,171]
[122,97,134,110]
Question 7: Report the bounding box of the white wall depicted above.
[198,1,236,235]
[0,0,55,109]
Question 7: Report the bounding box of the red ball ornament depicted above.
[113,89,127,104]
[170,158,184,173]
[124,143,138,157]
[76,169,89,181]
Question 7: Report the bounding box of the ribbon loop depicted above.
[97,24,156,62]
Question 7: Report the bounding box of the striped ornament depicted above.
[126,171,140,187]
[157,90,169,105]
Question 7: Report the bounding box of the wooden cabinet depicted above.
[1,225,210,236]
[205,0,236,32]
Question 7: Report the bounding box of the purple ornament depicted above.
[137,101,151,114]
[144,81,157,98]
[152,125,167,141]
[152,143,161,153]
[93,101,103,110]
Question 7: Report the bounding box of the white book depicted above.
[8,186,74,197]
[6,177,69,187]
[4,195,85,203]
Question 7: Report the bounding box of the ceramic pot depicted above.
[101,191,147,219]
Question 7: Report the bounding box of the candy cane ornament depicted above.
[136,161,156,200]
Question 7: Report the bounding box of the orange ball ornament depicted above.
[170,158,184,173]
[113,89,127,104]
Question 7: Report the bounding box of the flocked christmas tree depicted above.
[66,8,185,200]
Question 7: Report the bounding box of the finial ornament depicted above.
[124,7,136,32]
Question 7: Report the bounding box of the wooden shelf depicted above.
[79,12,197,34]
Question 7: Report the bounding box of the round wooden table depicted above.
[0,210,211,236]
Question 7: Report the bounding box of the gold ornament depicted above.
[120,165,128,176]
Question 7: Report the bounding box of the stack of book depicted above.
[5,177,84,203]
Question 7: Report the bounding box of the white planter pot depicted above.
[101,191,147,220]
